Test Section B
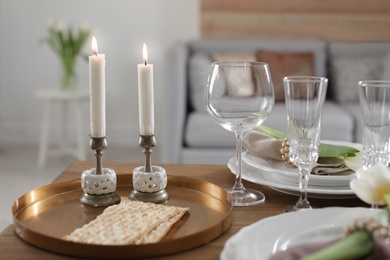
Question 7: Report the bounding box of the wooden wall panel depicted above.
[202,0,390,13]
[201,0,390,42]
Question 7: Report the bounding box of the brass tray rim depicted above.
[12,174,233,258]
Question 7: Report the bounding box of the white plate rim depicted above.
[220,207,380,260]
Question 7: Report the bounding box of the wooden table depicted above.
[0,162,367,259]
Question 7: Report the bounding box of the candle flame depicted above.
[143,43,148,65]
[92,36,98,55]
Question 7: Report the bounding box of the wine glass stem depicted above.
[233,131,245,191]
[296,166,311,209]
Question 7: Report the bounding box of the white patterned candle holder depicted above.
[81,168,117,194]
[129,135,169,203]
[80,136,121,207]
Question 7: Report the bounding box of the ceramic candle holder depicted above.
[129,134,169,203]
[80,136,121,207]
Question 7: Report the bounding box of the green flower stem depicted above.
[303,230,372,260]
[384,194,390,226]
[60,55,76,88]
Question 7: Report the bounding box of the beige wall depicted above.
[201,0,390,41]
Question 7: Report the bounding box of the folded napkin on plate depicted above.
[242,131,353,175]
[269,236,390,260]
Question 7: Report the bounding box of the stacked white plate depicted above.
[227,141,362,199]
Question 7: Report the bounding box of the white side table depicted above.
[35,89,89,168]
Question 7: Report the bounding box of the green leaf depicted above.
[303,231,372,260]
[318,143,359,158]
[67,27,74,56]
[257,125,286,140]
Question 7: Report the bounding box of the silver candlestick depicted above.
[80,136,121,207]
[129,134,169,203]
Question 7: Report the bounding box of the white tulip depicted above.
[350,163,390,205]
[344,144,363,171]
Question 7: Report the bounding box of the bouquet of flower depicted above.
[40,21,91,89]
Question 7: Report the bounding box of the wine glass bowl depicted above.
[283,76,328,212]
[206,62,274,206]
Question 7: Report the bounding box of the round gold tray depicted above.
[12,174,232,258]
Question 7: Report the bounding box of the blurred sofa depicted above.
[166,38,390,164]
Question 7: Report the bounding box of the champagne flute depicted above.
[283,76,328,212]
[206,62,274,206]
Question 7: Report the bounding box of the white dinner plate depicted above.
[220,207,381,260]
[242,141,362,187]
[228,157,355,198]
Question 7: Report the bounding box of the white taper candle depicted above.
[89,36,106,137]
[137,43,154,135]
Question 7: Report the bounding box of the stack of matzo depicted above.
[64,200,189,245]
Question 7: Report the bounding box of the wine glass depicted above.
[283,76,328,212]
[206,62,274,206]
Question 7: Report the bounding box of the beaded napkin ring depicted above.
[280,137,294,166]
[344,216,390,245]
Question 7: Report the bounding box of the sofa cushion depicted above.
[329,56,384,103]
[212,52,257,97]
[212,52,257,62]
[340,103,362,142]
[328,42,390,102]
[185,112,235,148]
[188,52,212,112]
[265,102,355,142]
[381,51,390,80]
[329,42,390,57]
[255,50,316,102]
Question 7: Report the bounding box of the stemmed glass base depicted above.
[229,131,266,207]
[283,165,313,212]
[283,199,312,212]
[226,187,265,206]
